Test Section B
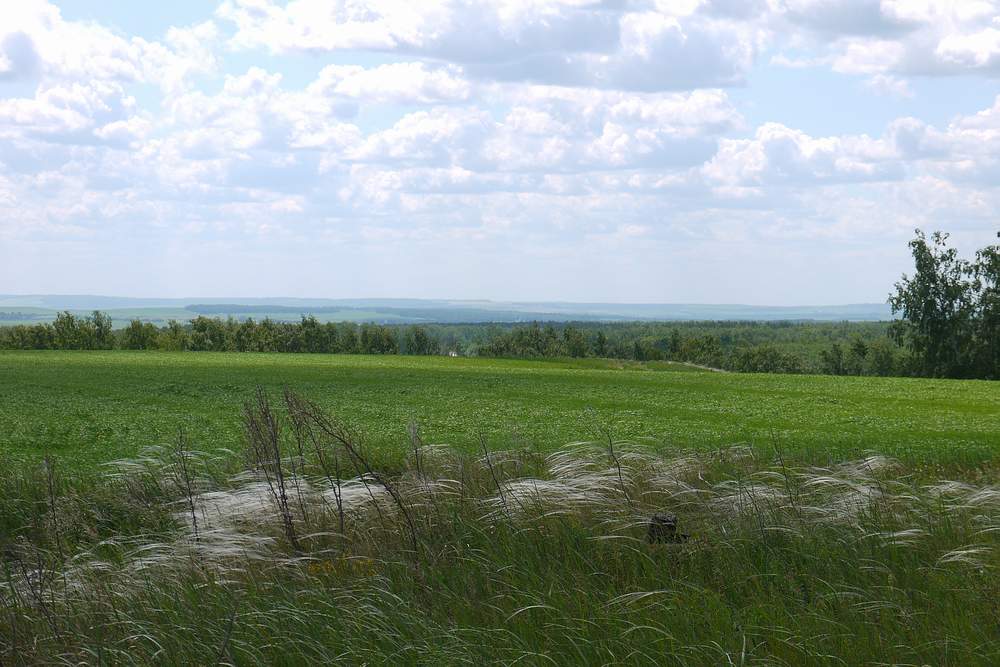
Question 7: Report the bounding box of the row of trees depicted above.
[0,314,439,356]
[1,311,911,375]
[0,311,116,350]
[452,322,904,374]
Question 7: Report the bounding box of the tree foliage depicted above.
[889,230,1000,379]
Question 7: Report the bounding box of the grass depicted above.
[1,351,999,473]
[2,389,999,665]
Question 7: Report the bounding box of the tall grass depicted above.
[1,390,999,665]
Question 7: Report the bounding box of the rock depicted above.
[647,512,689,544]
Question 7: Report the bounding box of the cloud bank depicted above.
[1,0,998,302]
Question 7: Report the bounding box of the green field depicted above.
[4,351,1000,664]
[2,351,998,471]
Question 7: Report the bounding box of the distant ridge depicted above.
[0,295,892,324]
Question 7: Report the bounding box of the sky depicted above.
[1,1,999,305]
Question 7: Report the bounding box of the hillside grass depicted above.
[1,351,998,472]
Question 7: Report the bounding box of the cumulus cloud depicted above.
[864,73,913,97]
[702,123,900,188]
[773,0,1000,77]
[309,62,472,104]
[216,0,764,91]
[0,1,218,90]
[0,1,221,153]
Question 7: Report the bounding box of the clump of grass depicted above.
[1,389,999,665]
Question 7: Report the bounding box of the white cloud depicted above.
[0,81,139,143]
[309,62,472,104]
[864,73,913,97]
[0,1,218,90]
[774,0,1000,77]
[218,0,1000,89]
[217,0,764,91]
[353,107,495,165]
[936,26,1000,69]
[702,123,899,187]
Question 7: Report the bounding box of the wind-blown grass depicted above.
[2,391,999,665]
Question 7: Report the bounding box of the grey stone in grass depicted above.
[647,512,689,544]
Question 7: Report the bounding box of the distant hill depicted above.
[0,295,893,325]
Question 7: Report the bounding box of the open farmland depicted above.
[2,351,998,471]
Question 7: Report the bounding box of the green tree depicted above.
[593,331,608,357]
[866,338,897,377]
[820,343,846,375]
[157,320,190,351]
[404,326,436,355]
[845,337,869,375]
[973,233,1000,378]
[563,326,587,358]
[300,316,328,353]
[667,329,682,358]
[52,311,82,349]
[189,316,229,351]
[889,230,977,377]
[121,319,159,350]
[90,311,114,349]
[339,323,359,354]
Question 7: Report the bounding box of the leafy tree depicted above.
[52,312,82,349]
[593,331,608,357]
[360,324,397,354]
[563,326,587,358]
[300,316,329,353]
[820,343,846,375]
[91,311,114,349]
[845,337,869,375]
[973,233,1000,378]
[158,320,190,351]
[257,318,281,352]
[667,329,682,358]
[731,345,803,374]
[189,316,229,351]
[866,338,898,377]
[679,335,724,368]
[121,319,159,350]
[403,326,436,355]
[339,324,359,354]
[542,325,562,357]
[889,230,977,377]
[233,318,258,352]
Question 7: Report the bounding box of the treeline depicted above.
[473,321,904,375]
[0,311,905,375]
[0,313,438,355]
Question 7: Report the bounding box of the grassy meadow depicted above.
[2,351,999,472]
[2,351,1000,664]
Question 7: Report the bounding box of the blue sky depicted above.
[1,1,999,304]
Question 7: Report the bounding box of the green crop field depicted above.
[2,351,998,471]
